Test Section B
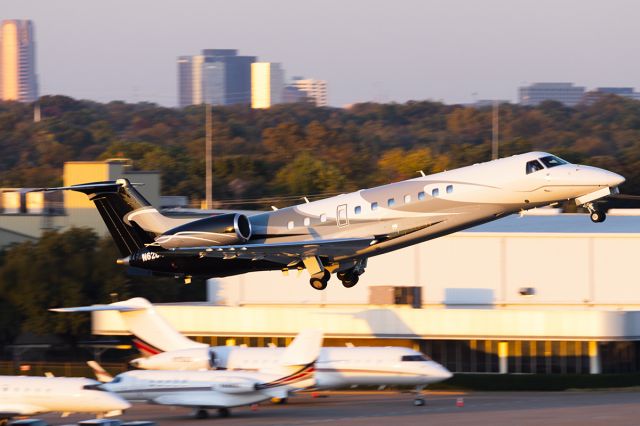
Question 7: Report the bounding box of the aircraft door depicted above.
[337,204,349,227]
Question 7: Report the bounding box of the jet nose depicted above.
[577,165,625,187]
[603,170,625,187]
[437,366,453,381]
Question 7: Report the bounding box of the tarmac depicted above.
[37,389,640,426]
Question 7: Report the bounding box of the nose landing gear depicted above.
[585,202,606,223]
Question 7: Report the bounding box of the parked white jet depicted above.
[0,375,130,424]
[87,329,322,419]
[54,298,452,405]
[36,152,625,289]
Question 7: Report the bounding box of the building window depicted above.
[287,221,294,230]
[371,202,379,211]
[446,185,453,194]
[303,217,310,226]
[404,194,411,203]
[320,214,327,223]
[432,188,439,197]
[418,191,425,201]
[354,206,362,214]
[388,198,395,207]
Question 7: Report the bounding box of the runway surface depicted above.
[37,389,640,426]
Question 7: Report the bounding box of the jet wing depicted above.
[167,237,377,264]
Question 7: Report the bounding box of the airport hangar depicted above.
[93,212,640,376]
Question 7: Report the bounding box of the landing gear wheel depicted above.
[195,409,209,419]
[413,398,425,406]
[340,274,359,288]
[218,407,230,418]
[310,270,330,290]
[590,210,606,223]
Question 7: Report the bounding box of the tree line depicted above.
[1,94,639,209]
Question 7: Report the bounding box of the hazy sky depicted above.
[3,0,640,107]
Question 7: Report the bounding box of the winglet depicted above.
[87,360,114,383]
[280,329,323,367]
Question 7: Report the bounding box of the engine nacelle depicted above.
[211,377,258,394]
[155,213,252,249]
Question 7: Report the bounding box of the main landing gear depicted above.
[307,258,368,290]
[310,270,330,290]
[585,202,606,223]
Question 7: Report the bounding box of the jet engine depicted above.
[211,378,259,394]
[155,213,252,249]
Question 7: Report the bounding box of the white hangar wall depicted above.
[209,215,640,308]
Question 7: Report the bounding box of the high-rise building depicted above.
[177,49,255,107]
[0,19,38,102]
[594,87,640,101]
[251,62,284,109]
[291,77,327,107]
[518,82,585,107]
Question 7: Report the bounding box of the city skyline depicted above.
[1,0,640,107]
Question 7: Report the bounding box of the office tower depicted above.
[594,87,640,100]
[518,82,585,107]
[291,77,328,107]
[251,62,284,109]
[177,49,255,107]
[0,19,38,102]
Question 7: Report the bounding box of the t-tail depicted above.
[256,329,323,392]
[33,179,171,257]
[51,297,206,355]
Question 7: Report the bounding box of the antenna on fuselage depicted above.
[417,171,426,177]
[303,197,310,203]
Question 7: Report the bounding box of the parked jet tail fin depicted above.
[87,360,114,383]
[280,329,323,367]
[31,179,159,257]
[51,297,206,354]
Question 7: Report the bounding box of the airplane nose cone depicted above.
[438,367,453,381]
[604,170,625,187]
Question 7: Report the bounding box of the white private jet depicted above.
[35,152,624,290]
[53,298,452,406]
[86,329,322,419]
[0,375,130,424]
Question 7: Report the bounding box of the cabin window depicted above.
[287,221,294,230]
[371,202,379,211]
[404,194,411,203]
[387,198,395,207]
[354,206,362,214]
[320,214,327,223]
[303,217,310,226]
[446,185,453,194]
[418,191,425,201]
[526,160,544,174]
[432,188,439,197]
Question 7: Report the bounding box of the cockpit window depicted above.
[539,155,568,168]
[401,355,430,362]
[526,160,544,175]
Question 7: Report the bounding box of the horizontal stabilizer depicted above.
[87,360,114,383]
[51,305,143,313]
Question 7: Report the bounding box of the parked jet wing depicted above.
[167,237,378,264]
